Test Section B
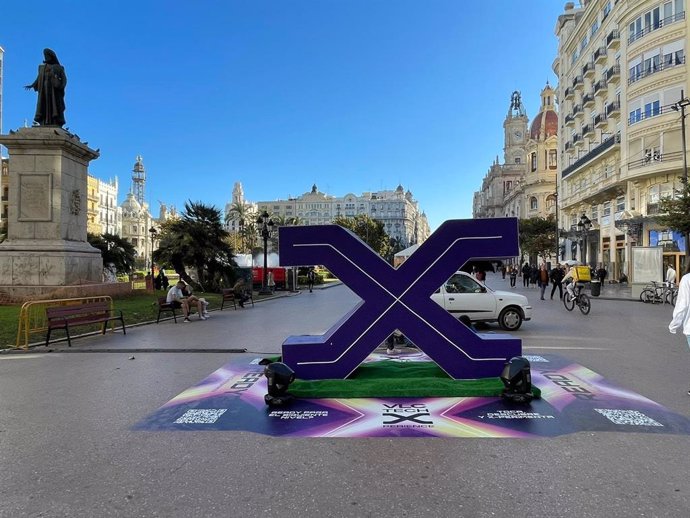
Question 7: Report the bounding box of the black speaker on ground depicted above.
[500,356,533,404]
[264,362,295,407]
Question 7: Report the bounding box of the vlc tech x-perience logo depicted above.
[382,403,433,428]
[279,218,523,380]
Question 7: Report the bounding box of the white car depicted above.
[431,271,532,331]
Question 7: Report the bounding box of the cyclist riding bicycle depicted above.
[563,264,588,298]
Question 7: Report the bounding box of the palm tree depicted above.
[225,201,257,253]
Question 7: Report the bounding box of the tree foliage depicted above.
[333,214,391,259]
[656,179,690,253]
[519,216,557,261]
[225,201,258,253]
[87,232,137,274]
[153,201,236,291]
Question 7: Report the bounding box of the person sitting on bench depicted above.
[167,281,206,322]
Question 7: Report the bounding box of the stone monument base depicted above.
[0,240,104,301]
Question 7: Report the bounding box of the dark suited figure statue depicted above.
[24,48,67,127]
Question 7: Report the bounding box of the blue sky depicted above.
[1,1,565,230]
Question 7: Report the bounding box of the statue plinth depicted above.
[0,127,103,298]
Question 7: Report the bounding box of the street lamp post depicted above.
[577,213,592,266]
[672,92,690,264]
[148,226,158,290]
[672,90,690,185]
[257,211,274,295]
[554,192,559,263]
[238,217,245,253]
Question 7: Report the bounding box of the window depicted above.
[531,152,537,171]
[549,149,558,169]
[629,58,642,83]
[644,99,660,119]
[616,195,625,214]
[603,1,612,19]
[591,19,600,37]
[663,40,685,66]
[591,204,599,222]
[530,197,538,210]
[514,157,521,164]
[629,107,642,124]
[132,237,138,247]
[581,36,589,52]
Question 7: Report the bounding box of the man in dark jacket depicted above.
[522,262,530,288]
[550,264,564,299]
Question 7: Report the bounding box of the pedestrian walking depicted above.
[666,263,677,286]
[501,265,506,280]
[538,264,549,300]
[267,270,276,293]
[509,266,517,288]
[550,264,564,300]
[530,265,539,288]
[668,261,690,395]
[307,268,316,293]
[521,262,530,288]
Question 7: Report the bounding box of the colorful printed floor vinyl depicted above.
[134,351,690,438]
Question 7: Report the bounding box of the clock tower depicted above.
[503,91,528,165]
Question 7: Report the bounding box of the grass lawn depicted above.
[0,290,227,349]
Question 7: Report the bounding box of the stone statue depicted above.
[24,48,67,127]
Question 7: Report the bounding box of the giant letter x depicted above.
[280,218,522,380]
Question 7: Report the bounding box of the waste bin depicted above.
[590,280,601,297]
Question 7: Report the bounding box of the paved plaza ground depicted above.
[1,273,689,517]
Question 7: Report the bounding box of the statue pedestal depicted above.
[0,127,102,299]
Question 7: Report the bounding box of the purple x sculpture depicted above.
[280,218,522,380]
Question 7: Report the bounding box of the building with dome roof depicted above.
[474,86,559,264]
[503,83,559,222]
[248,183,430,248]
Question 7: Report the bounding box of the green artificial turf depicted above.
[288,359,541,399]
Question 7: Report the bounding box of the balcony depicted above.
[594,112,607,127]
[628,11,686,45]
[572,133,584,146]
[628,150,683,170]
[583,61,596,78]
[564,86,575,100]
[606,101,621,117]
[606,29,620,49]
[628,55,686,85]
[565,140,574,151]
[594,79,608,94]
[573,104,584,119]
[582,123,595,138]
[606,64,620,83]
[629,104,671,126]
[562,133,621,178]
[572,75,584,89]
[583,92,595,107]
[564,114,576,127]
[594,46,607,64]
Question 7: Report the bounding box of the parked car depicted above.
[431,271,532,331]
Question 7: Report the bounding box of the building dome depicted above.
[530,110,558,140]
[529,82,558,141]
[121,192,142,216]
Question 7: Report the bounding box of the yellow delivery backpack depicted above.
[572,265,591,282]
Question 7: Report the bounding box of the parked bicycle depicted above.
[639,281,676,305]
[563,281,591,315]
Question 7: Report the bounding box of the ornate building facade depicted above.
[254,183,431,247]
[554,0,688,279]
[474,88,559,264]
